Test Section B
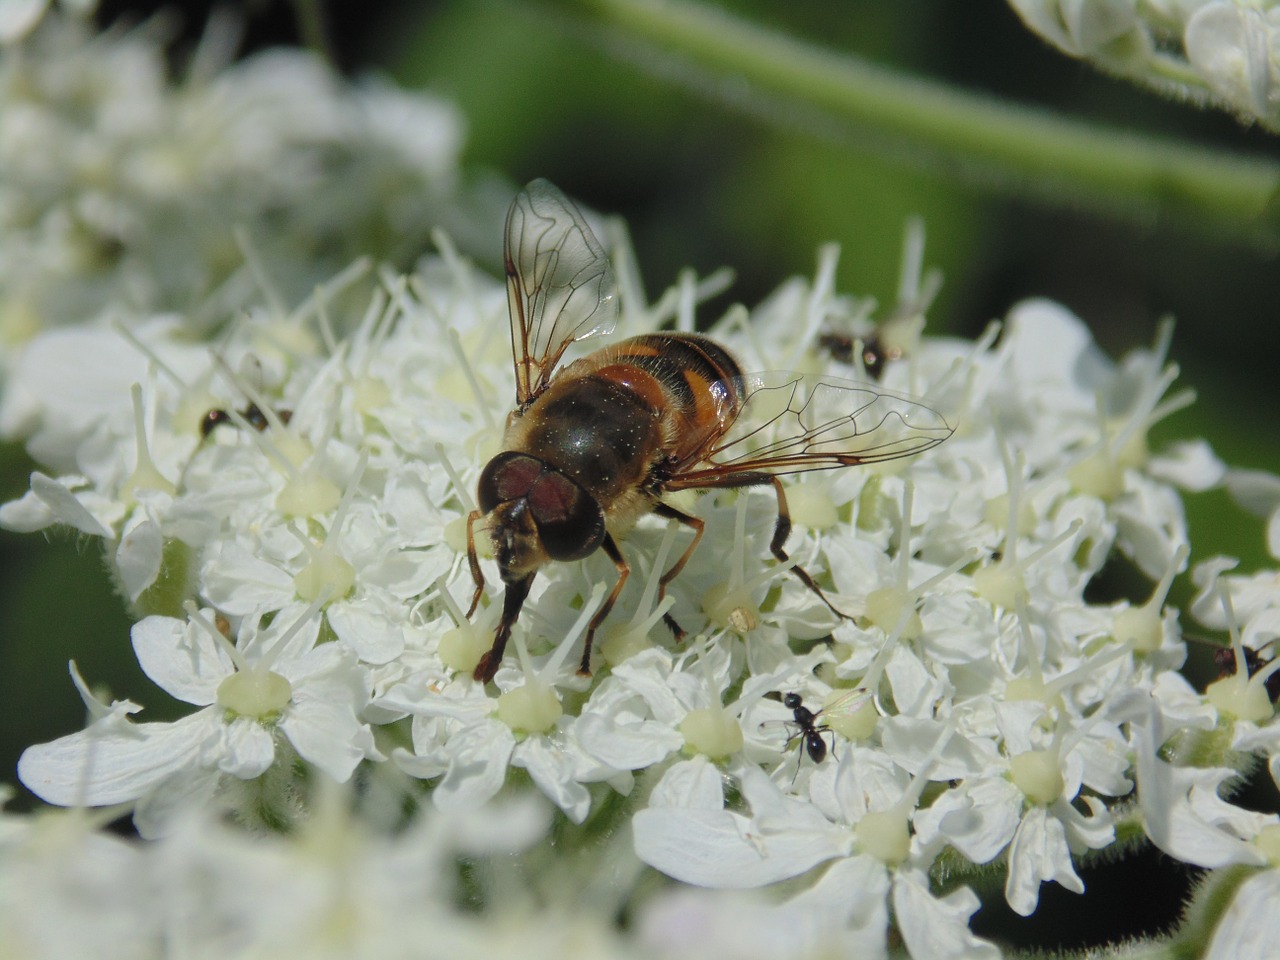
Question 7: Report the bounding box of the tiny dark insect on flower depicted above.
[200,402,293,438]
[465,179,952,683]
[761,688,870,777]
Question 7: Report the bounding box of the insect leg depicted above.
[650,502,706,640]
[767,477,850,621]
[580,534,630,675]
[465,509,486,617]
[473,573,535,683]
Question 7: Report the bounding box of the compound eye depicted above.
[477,452,544,513]
[529,472,605,562]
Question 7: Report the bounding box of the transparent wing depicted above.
[505,179,618,405]
[666,373,952,489]
[819,687,873,721]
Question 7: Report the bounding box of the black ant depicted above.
[762,688,869,778]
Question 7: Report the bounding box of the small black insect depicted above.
[762,687,872,779]
[1212,644,1280,702]
[817,330,900,381]
[200,403,292,438]
[773,690,835,764]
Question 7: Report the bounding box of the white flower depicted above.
[1205,868,1280,960]
[19,602,379,836]
[0,12,464,367]
[0,797,155,959]
[1186,3,1280,122]
[1005,0,1140,57]
[3,166,1270,956]
[1008,0,1280,128]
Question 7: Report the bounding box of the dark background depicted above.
[2,1,1276,951]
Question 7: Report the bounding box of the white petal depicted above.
[432,720,516,812]
[513,738,592,823]
[574,712,684,769]
[200,538,295,615]
[1149,439,1225,491]
[215,718,275,779]
[1004,299,1111,405]
[132,766,222,839]
[784,855,892,944]
[0,0,49,43]
[132,615,228,705]
[115,512,164,602]
[27,472,113,536]
[913,778,1022,863]
[894,869,1001,960]
[648,756,726,809]
[279,699,374,782]
[1206,870,1280,960]
[18,712,212,806]
[633,805,842,888]
[1004,806,1083,916]
[1186,4,1274,118]
[1224,468,1280,517]
[1134,709,1267,868]
[0,486,59,532]
[327,599,406,664]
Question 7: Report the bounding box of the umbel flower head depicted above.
[1007,0,1280,130]
[7,160,1280,956]
[0,9,464,360]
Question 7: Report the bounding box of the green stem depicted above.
[576,0,1280,236]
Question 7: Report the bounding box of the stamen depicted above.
[703,494,792,634]
[863,481,979,640]
[435,577,501,674]
[974,519,1083,611]
[599,521,680,667]
[291,451,368,604]
[233,225,287,321]
[1206,587,1277,723]
[855,722,955,865]
[495,583,606,735]
[120,384,175,502]
[1115,543,1189,653]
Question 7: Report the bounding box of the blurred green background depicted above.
[1,1,1276,939]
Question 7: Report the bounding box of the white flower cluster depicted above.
[1007,0,1280,130]
[0,782,669,960]
[0,12,463,354]
[5,184,1279,955]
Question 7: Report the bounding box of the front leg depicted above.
[473,573,535,683]
[580,534,630,675]
[465,508,485,617]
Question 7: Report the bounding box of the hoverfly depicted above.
[464,179,952,683]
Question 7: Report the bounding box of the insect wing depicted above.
[667,373,952,488]
[505,179,618,405]
[821,687,873,720]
